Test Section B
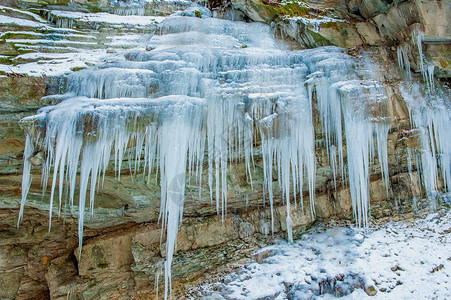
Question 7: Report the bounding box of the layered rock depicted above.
[0,1,450,299]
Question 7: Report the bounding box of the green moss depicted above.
[251,0,312,22]
[28,8,44,16]
[194,10,202,18]
[278,2,310,17]
[0,55,13,65]
[70,66,86,72]
[0,41,35,56]
[308,30,334,47]
[85,2,104,13]
[321,21,336,29]
[1,32,42,40]
[1,33,17,40]
[320,21,346,30]
[38,0,70,5]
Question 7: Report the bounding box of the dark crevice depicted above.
[69,251,79,276]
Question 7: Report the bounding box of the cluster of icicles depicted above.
[17,15,450,298]
[47,12,76,29]
[396,27,435,90]
[110,0,146,16]
[401,84,451,205]
[397,27,451,204]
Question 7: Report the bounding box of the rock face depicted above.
[226,0,451,77]
[0,1,450,299]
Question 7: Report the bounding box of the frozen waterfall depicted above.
[17,12,450,298]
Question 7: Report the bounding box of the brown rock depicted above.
[76,234,133,277]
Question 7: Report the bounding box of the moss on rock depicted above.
[249,0,313,22]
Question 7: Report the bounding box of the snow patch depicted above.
[197,210,451,299]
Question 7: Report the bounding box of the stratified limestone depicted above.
[0,1,450,299]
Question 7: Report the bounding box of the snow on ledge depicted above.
[49,10,166,25]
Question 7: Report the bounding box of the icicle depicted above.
[375,123,390,198]
[401,83,451,201]
[415,149,423,194]
[337,80,390,227]
[412,29,435,91]
[113,6,145,16]
[426,63,435,91]
[160,118,190,300]
[17,135,34,227]
[407,148,414,185]
[330,145,337,191]
[343,118,372,227]
[396,44,412,80]
[412,196,417,211]
[412,29,426,82]
[259,116,276,234]
[397,28,435,90]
